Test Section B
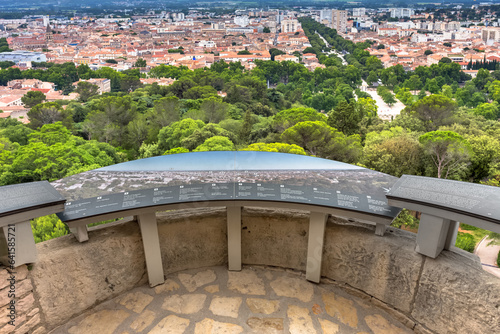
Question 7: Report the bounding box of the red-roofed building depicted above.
[30,88,52,94]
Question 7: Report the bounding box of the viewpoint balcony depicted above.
[0,152,499,333]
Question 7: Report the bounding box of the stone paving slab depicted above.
[49,266,413,334]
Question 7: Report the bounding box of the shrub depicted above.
[497,250,500,268]
[460,223,479,231]
[31,214,68,243]
[391,209,419,230]
[455,232,475,253]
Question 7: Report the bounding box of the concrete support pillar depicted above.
[70,225,88,243]
[306,212,328,283]
[0,221,37,267]
[137,213,164,287]
[227,206,242,271]
[444,220,459,250]
[375,223,387,236]
[415,213,451,258]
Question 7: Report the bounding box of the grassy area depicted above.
[458,223,500,252]
[456,232,475,252]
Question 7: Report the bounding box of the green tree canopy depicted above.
[419,130,471,179]
[327,100,364,135]
[31,214,68,243]
[473,102,499,120]
[281,121,362,162]
[269,48,285,61]
[163,147,190,155]
[403,94,457,131]
[366,71,378,86]
[21,90,46,108]
[75,81,100,102]
[82,96,138,147]
[362,131,423,177]
[0,124,33,146]
[0,123,122,185]
[465,134,500,181]
[441,84,453,99]
[193,136,234,151]
[0,37,12,53]
[200,97,229,123]
[157,118,205,152]
[242,142,306,155]
[134,58,147,67]
[404,75,423,93]
[487,80,500,103]
[274,107,327,132]
[183,85,218,100]
[357,97,378,118]
[180,123,237,150]
[27,102,73,130]
[396,88,414,106]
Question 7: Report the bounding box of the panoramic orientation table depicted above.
[387,175,500,258]
[52,151,401,286]
[0,181,66,266]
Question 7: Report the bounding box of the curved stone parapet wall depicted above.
[1,208,499,333]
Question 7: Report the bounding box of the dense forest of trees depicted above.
[1,21,499,246]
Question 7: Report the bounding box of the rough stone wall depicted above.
[156,207,228,275]
[241,207,309,270]
[2,207,499,333]
[412,251,500,334]
[0,265,43,334]
[30,218,148,330]
[321,217,424,314]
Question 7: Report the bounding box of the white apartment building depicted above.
[378,28,399,37]
[387,21,416,29]
[447,21,461,31]
[411,33,444,43]
[319,9,332,22]
[443,32,455,40]
[482,27,500,42]
[0,51,46,64]
[211,22,225,30]
[234,16,250,27]
[332,10,347,33]
[390,8,415,18]
[172,13,185,22]
[198,40,217,48]
[281,19,298,33]
[352,8,366,17]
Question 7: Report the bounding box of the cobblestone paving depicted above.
[50,266,413,334]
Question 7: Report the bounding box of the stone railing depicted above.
[1,208,498,333]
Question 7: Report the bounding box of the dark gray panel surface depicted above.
[0,181,65,217]
[386,175,500,224]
